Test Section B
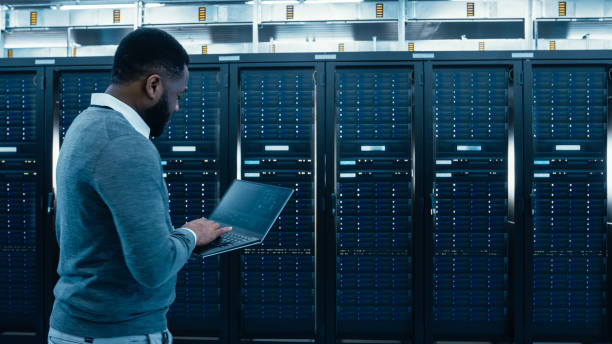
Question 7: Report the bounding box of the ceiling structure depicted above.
[1,0,610,58]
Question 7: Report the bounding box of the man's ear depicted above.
[144,73,164,101]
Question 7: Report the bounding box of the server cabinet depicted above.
[325,61,422,342]
[154,65,229,340]
[48,64,227,341]
[230,62,324,341]
[45,66,112,337]
[0,66,45,344]
[524,60,612,343]
[47,67,112,321]
[424,61,523,342]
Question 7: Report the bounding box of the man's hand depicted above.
[183,217,231,247]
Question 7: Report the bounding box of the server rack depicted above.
[423,59,524,343]
[2,51,612,344]
[523,58,612,343]
[45,66,113,334]
[42,63,112,339]
[324,60,423,343]
[154,64,229,341]
[46,61,228,343]
[0,65,46,344]
[229,61,325,343]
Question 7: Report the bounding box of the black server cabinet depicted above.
[0,66,45,344]
[230,62,324,341]
[325,61,422,343]
[49,64,227,342]
[524,60,612,343]
[153,65,229,340]
[44,66,112,338]
[48,67,112,318]
[424,61,523,342]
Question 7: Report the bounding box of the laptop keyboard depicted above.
[206,231,256,249]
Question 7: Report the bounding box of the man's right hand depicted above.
[183,217,232,247]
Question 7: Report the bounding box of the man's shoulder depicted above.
[92,132,161,185]
[64,106,157,162]
[69,107,150,145]
[74,106,137,136]
[102,133,158,159]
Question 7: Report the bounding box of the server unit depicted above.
[326,62,422,342]
[0,67,45,344]
[524,61,611,342]
[424,61,523,342]
[50,64,227,340]
[233,63,323,341]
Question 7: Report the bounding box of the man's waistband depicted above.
[48,327,171,344]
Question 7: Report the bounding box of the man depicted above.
[48,28,230,344]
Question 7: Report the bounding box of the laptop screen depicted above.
[208,180,294,238]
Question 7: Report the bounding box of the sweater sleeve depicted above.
[92,135,196,288]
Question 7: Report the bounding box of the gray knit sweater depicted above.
[50,106,196,337]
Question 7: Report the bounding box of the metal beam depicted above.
[526,0,534,49]
[135,0,142,29]
[398,0,406,50]
[252,0,259,53]
[0,8,5,57]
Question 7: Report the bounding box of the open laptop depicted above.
[193,179,294,258]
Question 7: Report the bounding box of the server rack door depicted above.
[152,65,228,339]
[424,61,523,341]
[51,65,226,340]
[327,63,420,342]
[234,64,321,339]
[0,67,45,344]
[524,61,611,343]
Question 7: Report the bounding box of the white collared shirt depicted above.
[90,93,150,138]
[90,93,198,245]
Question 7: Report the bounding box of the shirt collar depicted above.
[90,93,150,139]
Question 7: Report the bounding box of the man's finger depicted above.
[219,226,232,232]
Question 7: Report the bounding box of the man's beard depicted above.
[142,91,171,138]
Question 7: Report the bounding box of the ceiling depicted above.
[2,0,401,7]
[1,0,250,7]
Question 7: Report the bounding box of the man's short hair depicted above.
[112,28,189,84]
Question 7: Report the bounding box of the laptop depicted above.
[193,179,294,258]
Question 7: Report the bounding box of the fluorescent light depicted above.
[144,3,165,8]
[60,4,136,10]
[308,0,362,2]
[248,0,361,3]
[251,0,298,4]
